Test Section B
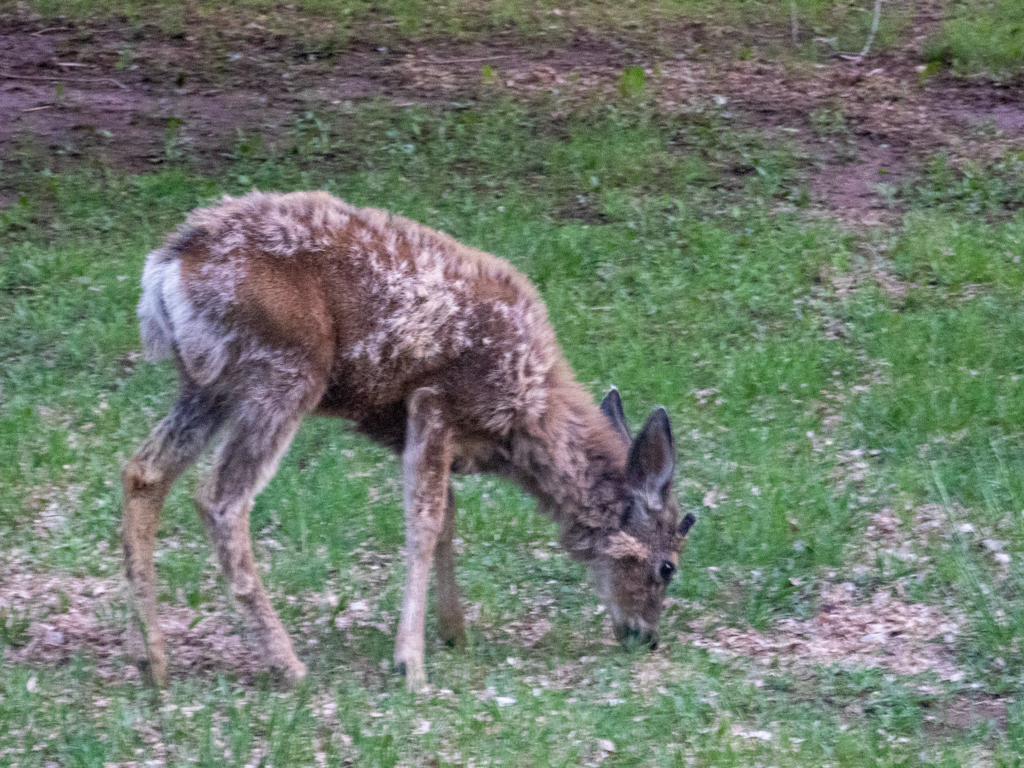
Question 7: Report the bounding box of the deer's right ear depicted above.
[626,408,675,509]
[600,388,631,446]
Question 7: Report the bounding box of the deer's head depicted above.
[590,389,696,649]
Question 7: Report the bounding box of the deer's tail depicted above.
[137,249,177,363]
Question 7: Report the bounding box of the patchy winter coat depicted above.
[122,191,695,690]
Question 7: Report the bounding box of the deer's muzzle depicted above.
[613,623,658,650]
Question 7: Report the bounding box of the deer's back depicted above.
[141,191,563,442]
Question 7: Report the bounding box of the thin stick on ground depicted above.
[0,71,128,90]
[426,54,519,65]
[859,0,884,58]
[840,0,885,61]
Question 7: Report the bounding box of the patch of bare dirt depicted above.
[0,11,640,174]
[691,583,965,680]
[0,537,445,686]
[674,58,1024,222]
[380,50,1024,224]
[0,568,264,682]
[400,40,629,101]
[0,15,420,172]
[929,696,1009,734]
[810,144,906,227]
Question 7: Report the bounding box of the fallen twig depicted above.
[31,26,71,36]
[859,0,884,59]
[23,104,54,112]
[839,0,884,62]
[0,71,128,90]
[426,54,519,65]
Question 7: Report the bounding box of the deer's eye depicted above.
[659,561,675,582]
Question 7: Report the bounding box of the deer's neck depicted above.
[509,374,629,557]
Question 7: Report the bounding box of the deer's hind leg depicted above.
[434,484,466,649]
[395,388,453,691]
[123,384,227,686]
[194,392,310,684]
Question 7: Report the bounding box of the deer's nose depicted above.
[614,624,658,650]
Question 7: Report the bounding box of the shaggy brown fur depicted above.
[123,191,695,690]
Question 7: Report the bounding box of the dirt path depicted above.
[0,24,397,171]
[2,16,1023,219]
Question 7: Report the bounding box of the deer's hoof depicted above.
[438,617,467,650]
[137,653,168,688]
[269,657,307,688]
[395,658,427,692]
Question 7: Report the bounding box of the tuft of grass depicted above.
[810,104,857,163]
[902,151,1024,216]
[925,0,1024,80]
[618,66,646,98]
[0,609,32,648]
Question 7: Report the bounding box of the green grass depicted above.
[925,0,1024,80]
[4,91,1024,764]
[902,150,1024,216]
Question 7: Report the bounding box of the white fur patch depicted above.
[162,262,234,386]
[139,257,236,386]
[342,217,558,433]
[138,250,176,362]
[348,241,474,366]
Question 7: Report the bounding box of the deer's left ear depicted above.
[626,408,675,509]
[600,388,631,447]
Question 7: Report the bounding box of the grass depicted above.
[3,62,1024,768]
[902,150,1024,216]
[925,0,1024,80]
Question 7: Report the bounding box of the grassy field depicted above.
[2,1,1024,765]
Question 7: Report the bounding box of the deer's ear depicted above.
[600,388,631,446]
[626,408,675,508]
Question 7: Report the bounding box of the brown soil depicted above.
[0,14,637,172]
[0,543,404,685]
[3,13,1023,219]
[0,23,394,172]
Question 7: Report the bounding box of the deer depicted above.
[122,190,696,691]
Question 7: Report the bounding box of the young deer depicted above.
[123,191,696,690]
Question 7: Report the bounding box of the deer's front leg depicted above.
[434,484,467,648]
[395,388,453,692]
